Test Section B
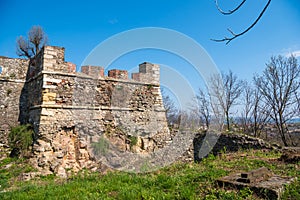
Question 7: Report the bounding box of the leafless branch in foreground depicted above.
[214,0,246,15]
[212,0,271,44]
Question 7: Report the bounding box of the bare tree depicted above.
[209,71,244,130]
[240,83,254,133]
[240,83,270,137]
[195,88,211,130]
[251,87,271,137]
[254,55,300,146]
[161,89,180,126]
[16,26,48,59]
[207,74,224,131]
[212,0,272,44]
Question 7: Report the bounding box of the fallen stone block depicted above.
[217,167,296,199]
[279,147,300,163]
[237,167,272,183]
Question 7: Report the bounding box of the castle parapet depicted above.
[81,65,104,79]
[80,62,159,85]
[108,69,128,79]
[132,62,159,84]
[29,46,76,78]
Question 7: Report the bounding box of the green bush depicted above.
[8,124,34,158]
[128,135,138,147]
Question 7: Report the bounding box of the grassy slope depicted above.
[0,149,299,200]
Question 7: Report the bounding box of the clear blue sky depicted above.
[1,0,300,107]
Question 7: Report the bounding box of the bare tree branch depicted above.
[16,25,48,59]
[16,36,34,58]
[214,0,246,15]
[212,0,272,44]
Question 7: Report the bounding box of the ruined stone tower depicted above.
[0,46,170,176]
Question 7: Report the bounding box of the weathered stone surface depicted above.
[0,57,28,145]
[217,168,296,199]
[192,132,278,162]
[237,167,272,183]
[279,147,300,163]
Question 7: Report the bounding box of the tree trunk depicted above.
[280,125,288,146]
[279,112,289,146]
[225,111,230,131]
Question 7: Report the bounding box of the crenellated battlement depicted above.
[28,46,76,78]
[132,62,160,84]
[80,63,160,84]
[108,69,128,79]
[81,66,104,79]
[32,46,160,85]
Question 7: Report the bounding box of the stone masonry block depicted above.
[45,50,58,56]
[42,92,56,102]
[108,69,128,79]
[138,62,160,84]
[67,62,76,73]
[43,54,54,59]
[81,66,104,78]
[139,62,153,73]
[131,73,141,81]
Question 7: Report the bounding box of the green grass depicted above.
[0,157,36,191]
[0,149,299,199]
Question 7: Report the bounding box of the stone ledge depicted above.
[30,105,134,111]
[0,78,26,83]
[29,105,167,113]
[103,76,160,86]
[41,70,78,78]
[26,70,160,87]
[26,70,77,83]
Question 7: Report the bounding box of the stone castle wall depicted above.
[0,47,279,177]
[176,132,278,163]
[0,46,170,176]
[0,57,28,145]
